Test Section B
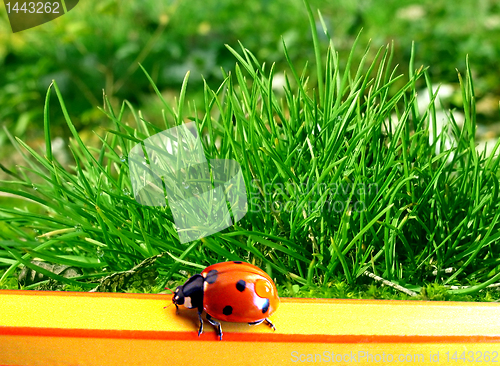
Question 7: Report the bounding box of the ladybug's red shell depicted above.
[201,261,279,323]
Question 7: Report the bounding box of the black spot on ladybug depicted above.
[233,261,243,264]
[236,280,246,292]
[223,305,233,316]
[205,270,218,284]
[261,298,270,314]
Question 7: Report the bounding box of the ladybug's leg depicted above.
[206,313,223,341]
[263,318,276,331]
[197,310,204,337]
[249,318,276,331]
[248,319,264,326]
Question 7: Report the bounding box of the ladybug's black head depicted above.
[172,286,184,310]
[172,274,204,310]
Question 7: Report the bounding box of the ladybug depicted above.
[171,261,279,340]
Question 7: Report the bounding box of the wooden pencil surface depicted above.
[1,290,500,365]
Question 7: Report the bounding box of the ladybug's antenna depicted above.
[163,287,178,312]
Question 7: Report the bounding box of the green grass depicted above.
[1,2,500,301]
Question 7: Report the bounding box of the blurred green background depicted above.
[1,0,500,163]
